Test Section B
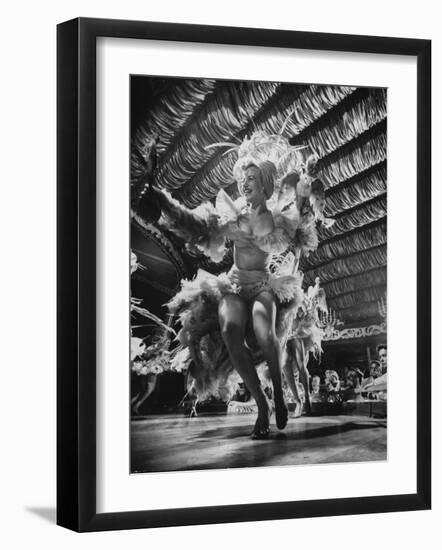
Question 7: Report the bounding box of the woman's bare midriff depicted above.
[233,243,270,270]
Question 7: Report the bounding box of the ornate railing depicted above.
[321,321,387,341]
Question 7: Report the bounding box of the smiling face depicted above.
[241,165,266,205]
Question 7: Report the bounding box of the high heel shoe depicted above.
[251,426,270,440]
[251,402,271,440]
[275,399,288,430]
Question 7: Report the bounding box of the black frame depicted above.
[57,17,431,532]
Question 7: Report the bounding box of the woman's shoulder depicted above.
[270,207,299,239]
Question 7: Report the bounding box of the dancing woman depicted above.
[135,131,330,439]
[216,162,289,438]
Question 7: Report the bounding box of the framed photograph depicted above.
[57,17,431,532]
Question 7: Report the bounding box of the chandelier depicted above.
[318,308,340,339]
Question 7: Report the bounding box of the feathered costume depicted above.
[290,277,329,357]
[130,251,176,377]
[139,131,333,401]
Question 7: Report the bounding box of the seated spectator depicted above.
[342,368,365,401]
[325,370,340,392]
[361,360,382,388]
[324,370,341,402]
[227,382,256,415]
[377,343,387,374]
[363,371,387,399]
[361,360,387,400]
[310,375,323,404]
[311,375,321,396]
[230,382,251,403]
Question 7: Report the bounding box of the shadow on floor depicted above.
[130,414,387,473]
[196,419,384,442]
[26,506,56,524]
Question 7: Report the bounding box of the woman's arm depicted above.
[151,187,209,238]
[150,187,231,262]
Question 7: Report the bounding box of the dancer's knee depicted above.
[220,320,244,345]
[218,295,247,347]
[255,327,278,354]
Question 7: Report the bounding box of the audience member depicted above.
[377,344,387,374]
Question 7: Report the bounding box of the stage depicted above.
[130,413,387,473]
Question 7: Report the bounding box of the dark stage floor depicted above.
[130,413,387,473]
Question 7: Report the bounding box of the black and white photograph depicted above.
[129,76,388,473]
[0,0,436,541]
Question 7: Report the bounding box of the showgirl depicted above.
[133,131,333,439]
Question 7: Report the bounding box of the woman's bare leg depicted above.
[282,340,304,418]
[132,373,157,415]
[131,393,140,406]
[219,294,271,438]
[295,339,311,414]
[252,291,288,430]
